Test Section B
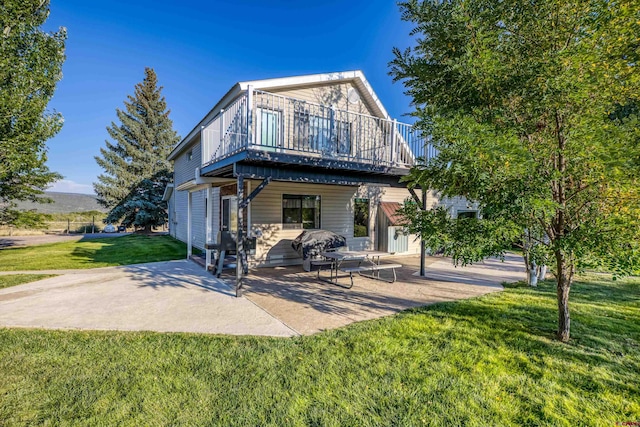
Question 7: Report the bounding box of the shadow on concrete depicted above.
[121,261,235,297]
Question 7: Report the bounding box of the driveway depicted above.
[0,260,296,337]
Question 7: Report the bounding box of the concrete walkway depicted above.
[0,260,296,337]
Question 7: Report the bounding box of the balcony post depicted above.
[200,125,206,165]
[390,119,397,165]
[246,85,253,149]
[220,108,225,154]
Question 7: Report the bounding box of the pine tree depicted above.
[94,68,179,232]
[0,0,65,225]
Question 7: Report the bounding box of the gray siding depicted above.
[172,138,202,248]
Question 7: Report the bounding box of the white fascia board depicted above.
[162,184,174,202]
[239,70,390,119]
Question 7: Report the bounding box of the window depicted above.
[282,195,321,229]
[353,198,369,237]
[457,211,478,219]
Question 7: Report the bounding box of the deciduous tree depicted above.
[0,0,65,224]
[391,0,640,341]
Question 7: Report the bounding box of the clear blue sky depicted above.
[44,0,416,194]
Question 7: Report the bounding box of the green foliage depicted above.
[391,0,640,339]
[106,172,170,229]
[0,0,65,224]
[74,224,101,233]
[94,68,179,230]
[0,275,638,424]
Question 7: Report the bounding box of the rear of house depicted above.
[165,71,476,270]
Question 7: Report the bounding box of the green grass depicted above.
[0,274,56,289]
[1,275,638,426]
[0,235,187,271]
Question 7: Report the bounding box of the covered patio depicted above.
[216,253,525,335]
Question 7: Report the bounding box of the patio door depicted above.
[257,108,281,152]
[221,196,238,232]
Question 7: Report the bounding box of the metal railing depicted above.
[201,89,434,170]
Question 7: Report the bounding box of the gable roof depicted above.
[379,202,405,226]
[168,70,390,161]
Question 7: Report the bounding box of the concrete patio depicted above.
[0,254,525,336]
[233,253,526,335]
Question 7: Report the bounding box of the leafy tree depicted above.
[0,0,65,224]
[94,68,179,232]
[391,0,640,341]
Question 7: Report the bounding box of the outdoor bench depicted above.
[340,263,403,284]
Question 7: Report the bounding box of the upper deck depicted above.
[197,87,434,185]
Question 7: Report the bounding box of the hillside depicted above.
[14,192,106,214]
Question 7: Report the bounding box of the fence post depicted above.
[67,219,70,234]
[92,216,95,234]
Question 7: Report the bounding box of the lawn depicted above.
[0,275,638,426]
[0,274,56,289]
[0,235,187,271]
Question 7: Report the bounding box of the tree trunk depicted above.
[555,251,573,342]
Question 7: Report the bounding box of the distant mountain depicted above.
[14,192,107,214]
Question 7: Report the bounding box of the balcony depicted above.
[200,89,434,179]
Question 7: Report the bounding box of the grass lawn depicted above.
[0,235,186,271]
[0,274,56,290]
[1,275,638,426]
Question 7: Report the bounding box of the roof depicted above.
[379,202,405,226]
[168,70,390,161]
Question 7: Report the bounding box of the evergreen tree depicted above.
[0,0,65,224]
[94,68,179,231]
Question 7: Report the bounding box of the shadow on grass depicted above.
[390,276,640,397]
[69,234,186,267]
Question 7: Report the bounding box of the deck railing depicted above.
[201,89,434,170]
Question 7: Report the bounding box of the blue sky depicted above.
[44,0,416,194]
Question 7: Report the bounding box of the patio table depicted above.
[318,250,400,288]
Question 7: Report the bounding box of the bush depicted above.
[74,224,101,234]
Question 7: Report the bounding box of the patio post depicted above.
[205,186,213,269]
[187,191,192,259]
[236,175,244,297]
[420,187,427,277]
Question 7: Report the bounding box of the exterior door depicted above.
[257,108,281,151]
[221,196,238,232]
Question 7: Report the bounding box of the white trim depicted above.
[161,184,174,202]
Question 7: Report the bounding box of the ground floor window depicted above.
[283,194,321,229]
[353,198,369,237]
[457,211,478,219]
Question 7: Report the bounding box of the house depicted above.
[164,71,476,294]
